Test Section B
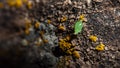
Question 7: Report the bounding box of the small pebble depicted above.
[64,0,72,5]
[21,39,28,46]
[69,15,75,19]
[105,46,108,50]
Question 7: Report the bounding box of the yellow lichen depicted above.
[0,2,4,8]
[89,35,98,42]
[39,31,44,35]
[25,18,32,29]
[65,35,71,41]
[7,0,16,7]
[59,39,71,52]
[34,21,40,29]
[27,1,32,9]
[39,31,45,36]
[61,16,67,22]
[7,0,23,8]
[66,48,74,55]
[79,14,85,21]
[24,28,30,35]
[43,39,48,43]
[95,43,105,51]
[66,50,72,55]
[58,25,66,31]
[59,38,80,59]
[6,0,30,8]
[47,19,51,24]
[24,18,31,35]
[15,0,23,8]
[72,51,80,59]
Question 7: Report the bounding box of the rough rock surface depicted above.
[0,0,120,68]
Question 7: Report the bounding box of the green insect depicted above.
[74,20,83,35]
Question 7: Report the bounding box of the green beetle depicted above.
[74,20,83,35]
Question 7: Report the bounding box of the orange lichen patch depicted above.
[22,0,28,4]
[59,39,71,51]
[7,0,16,7]
[72,51,80,59]
[35,38,43,46]
[7,0,23,8]
[61,16,67,22]
[0,2,4,8]
[89,35,98,42]
[65,56,71,61]
[65,35,71,41]
[24,28,30,35]
[34,21,40,29]
[66,50,72,55]
[25,19,32,29]
[79,14,87,22]
[15,0,23,8]
[59,37,80,58]
[47,19,51,24]
[58,25,66,31]
[66,48,74,55]
[39,31,45,36]
[79,14,85,21]
[58,38,78,55]
[96,43,105,51]
[27,1,33,9]
[43,39,48,43]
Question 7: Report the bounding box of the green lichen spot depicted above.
[74,20,83,35]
